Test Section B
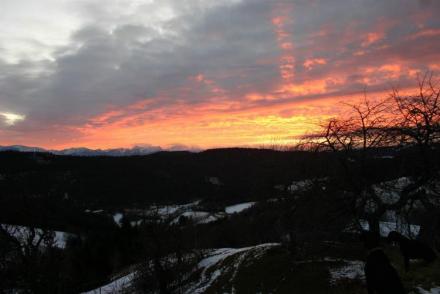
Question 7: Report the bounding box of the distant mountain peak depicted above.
[0,145,47,153]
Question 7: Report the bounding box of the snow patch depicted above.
[225,202,256,214]
[373,177,412,205]
[329,260,365,284]
[417,287,440,294]
[288,179,314,193]
[359,220,420,238]
[113,213,124,226]
[287,178,328,193]
[148,200,201,217]
[171,211,224,225]
[207,177,222,186]
[82,272,135,294]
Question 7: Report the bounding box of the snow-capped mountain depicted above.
[54,146,164,157]
[0,145,186,156]
[0,145,47,153]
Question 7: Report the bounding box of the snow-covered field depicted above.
[111,200,259,228]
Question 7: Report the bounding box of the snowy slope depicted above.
[82,243,280,294]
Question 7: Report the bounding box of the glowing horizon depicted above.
[1,0,439,150]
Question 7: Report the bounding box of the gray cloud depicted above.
[1,0,280,128]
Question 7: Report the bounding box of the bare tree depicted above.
[0,224,57,292]
[389,73,440,244]
[303,75,440,236]
[134,206,200,294]
[391,72,440,176]
[316,95,391,153]
[303,95,394,232]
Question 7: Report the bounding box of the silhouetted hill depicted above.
[0,147,407,209]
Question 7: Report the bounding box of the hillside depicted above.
[1,147,439,293]
[85,242,440,294]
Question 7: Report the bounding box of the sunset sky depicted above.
[1,0,439,150]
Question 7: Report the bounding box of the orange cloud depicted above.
[278,80,329,96]
[190,73,228,96]
[55,81,410,151]
[362,32,384,47]
[303,58,327,70]
[61,102,323,149]
[271,2,295,82]
[406,28,440,40]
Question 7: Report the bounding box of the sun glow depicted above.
[1,112,26,126]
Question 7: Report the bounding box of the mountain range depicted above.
[0,145,200,156]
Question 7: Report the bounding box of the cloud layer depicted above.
[1,0,440,148]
